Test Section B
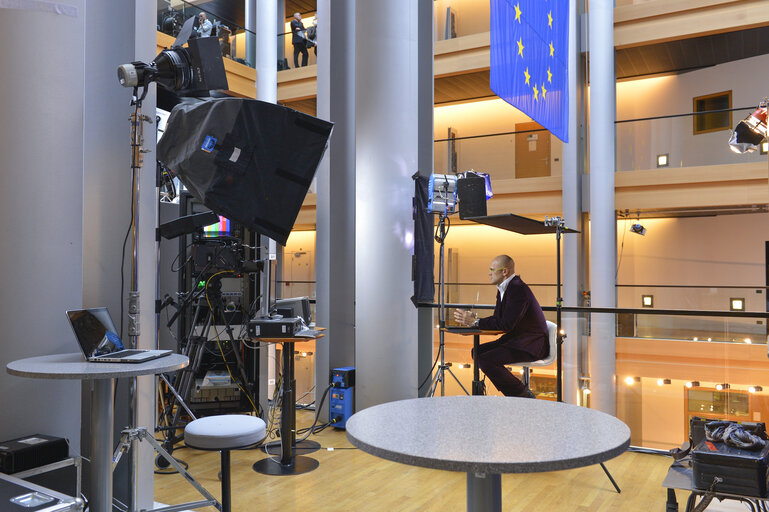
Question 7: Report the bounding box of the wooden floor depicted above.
[154,411,675,512]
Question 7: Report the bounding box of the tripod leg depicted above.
[428,370,441,397]
[444,367,470,396]
[600,462,621,493]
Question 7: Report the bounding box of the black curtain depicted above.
[412,173,435,305]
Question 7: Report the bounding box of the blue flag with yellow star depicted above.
[490,0,569,142]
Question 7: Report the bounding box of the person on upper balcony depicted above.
[290,12,309,68]
[196,12,213,38]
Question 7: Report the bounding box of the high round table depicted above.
[346,395,630,512]
[7,352,188,512]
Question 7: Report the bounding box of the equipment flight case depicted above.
[0,472,82,511]
[693,438,769,497]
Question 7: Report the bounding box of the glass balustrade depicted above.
[157,0,256,67]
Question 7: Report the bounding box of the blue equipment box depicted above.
[330,367,355,388]
[330,386,354,429]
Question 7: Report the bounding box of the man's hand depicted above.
[453,309,476,326]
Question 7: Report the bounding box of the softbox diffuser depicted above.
[157,98,333,245]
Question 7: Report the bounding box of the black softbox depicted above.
[157,98,333,245]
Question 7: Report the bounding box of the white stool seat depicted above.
[523,321,558,368]
[185,414,266,450]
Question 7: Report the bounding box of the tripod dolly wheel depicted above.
[156,446,174,469]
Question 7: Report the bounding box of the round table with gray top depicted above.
[346,395,630,512]
[7,352,188,512]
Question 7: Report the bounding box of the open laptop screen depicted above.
[67,308,122,358]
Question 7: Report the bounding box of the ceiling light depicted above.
[656,153,669,167]
[749,386,763,393]
[716,383,730,390]
[642,295,653,308]
[686,381,700,388]
[745,338,752,344]
[730,298,745,311]
[630,223,647,236]
[625,376,635,385]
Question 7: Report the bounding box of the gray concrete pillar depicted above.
[416,0,435,397]
[561,0,583,406]
[588,0,617,414]
[256,0,277,102]
[0,1,85,451]
[355,0,421,408]
[246,1,256,67]
[315,0,356,419]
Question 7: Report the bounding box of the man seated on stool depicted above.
[453,254,549,398]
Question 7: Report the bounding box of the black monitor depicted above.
[274,296,311,325]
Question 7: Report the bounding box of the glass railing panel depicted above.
[616,107,767,172]
[278,14,318,71]
[157,0,256,68]
[434,128,559,181]
[434,0,490,42]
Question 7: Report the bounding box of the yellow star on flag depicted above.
[517,38,524,57]
[548,11,553,28]
[514,3,522,22]
[549,41,554,57]
[533,84,539,101]
[524,68,530,85]
[541,83,547,100]
[547,68,552,83]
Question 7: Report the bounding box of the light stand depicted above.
[428,211,470,397]
[545,216,620,494]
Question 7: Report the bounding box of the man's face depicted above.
[488,259,507,286]
[199,14,206,22]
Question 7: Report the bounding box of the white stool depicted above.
[184,414,267,512]
[521,321,558,393]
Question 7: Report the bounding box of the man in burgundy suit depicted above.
[453,255,549,398]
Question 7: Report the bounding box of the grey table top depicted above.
[7,352,188,380]
[346,395,630,474]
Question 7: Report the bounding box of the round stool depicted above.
[185,414,267,512]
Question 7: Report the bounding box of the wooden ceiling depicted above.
[616,25,769,80]
[281,25,769,110]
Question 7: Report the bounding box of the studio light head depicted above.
[630,223,646,236]
[729,101,768,154]
[117,16,227,99]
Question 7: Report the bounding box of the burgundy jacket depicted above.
[477,275,549,359]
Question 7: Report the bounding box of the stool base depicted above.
[252,455,320,475]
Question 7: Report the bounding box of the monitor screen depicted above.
[203,215,231,237]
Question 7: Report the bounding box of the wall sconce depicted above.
[716,383,730,390]
[685,381,700,388]
[656,153,669,167]
[762,141,769,154]
[749,386,763,393]
[642,295,654,308]
[657,378,671,386]
[730,298,745,311]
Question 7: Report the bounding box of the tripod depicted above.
[157,274,256,458]
[427,212,470,397]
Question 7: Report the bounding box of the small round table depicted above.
[7,352,188,512]
[346,395,630,512]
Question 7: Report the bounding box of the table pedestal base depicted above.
[467,472,501,512]
[252,455,319,475]
[263,439,321,455]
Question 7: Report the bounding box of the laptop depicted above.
[66,308,172,363]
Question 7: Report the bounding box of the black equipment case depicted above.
[693,438,769,497]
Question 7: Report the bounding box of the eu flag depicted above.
[490,0,569,142]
